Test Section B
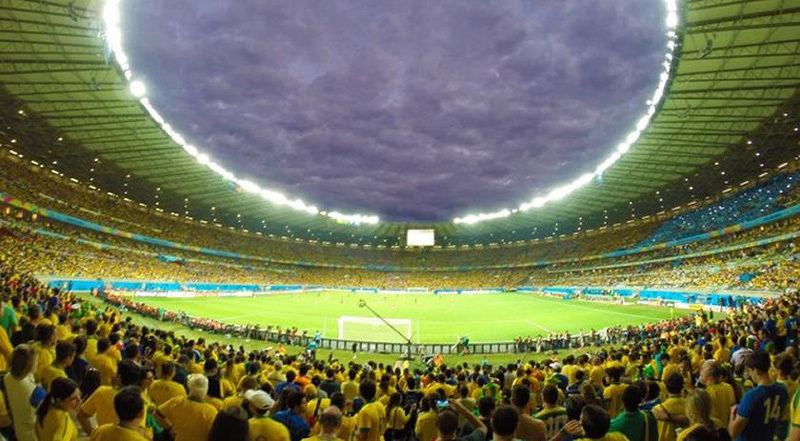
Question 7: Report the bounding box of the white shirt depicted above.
[4,373,38,441]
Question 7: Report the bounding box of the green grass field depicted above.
[133,292,688,344]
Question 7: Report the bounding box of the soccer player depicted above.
[728,350,788,441]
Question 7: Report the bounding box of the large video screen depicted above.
[406,229,435,247]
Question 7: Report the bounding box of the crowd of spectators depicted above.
[0,248,797,441]
[638,171,800,247]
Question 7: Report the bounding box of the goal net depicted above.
[337,316,414,343]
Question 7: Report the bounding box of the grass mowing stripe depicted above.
[135,291,685,343]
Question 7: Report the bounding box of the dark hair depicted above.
[97,338,111,354]
[287,391,305,410]
[435,409,459,436]
[37,378,78,426]
[745,350,771,373]
[621,384,643,412]
[330,392,346,409]
[55,341,76,364]
[387,392,403,413]
[565,395,586,421]
[665,373,684,394]
[478,397,496,418]
[123,343,139,360]
[542,385,558,405]
[72,335,87,356]
[162,362,175,378]
[511,386,530,408]
[35,324,56,345]
[207,406,250,441]
[492,406,519,437]
[115,386,145,422]
[581,404,610,439]
[359,380,376,401]
[119,359,143,386]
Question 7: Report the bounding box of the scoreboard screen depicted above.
[406,229,435,247]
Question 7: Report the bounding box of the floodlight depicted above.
[129,80,146,98]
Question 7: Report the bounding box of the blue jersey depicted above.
[736,382,788,441]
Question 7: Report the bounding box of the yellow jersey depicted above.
[250,415,291,441]
[36,408,78,441]
[90,423,150,441]
[356,401,386,441]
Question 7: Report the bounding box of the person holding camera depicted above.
[434,398,488,441]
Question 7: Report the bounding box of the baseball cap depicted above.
[244,390,275,411]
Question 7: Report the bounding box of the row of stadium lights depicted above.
[5,127,796,247]
[3,127,797,248]
[101,0,679,228]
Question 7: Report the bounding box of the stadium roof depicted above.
[0,0,799,247]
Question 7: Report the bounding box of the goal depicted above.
[337,316,415,343]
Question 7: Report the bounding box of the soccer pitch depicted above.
[134,292,688,344]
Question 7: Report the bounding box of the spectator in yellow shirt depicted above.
[246,389,289,441]
[155,374,218,441]
[90,386,150,441]
[35,378,81,441]
[415,396,438,441]
[40,341,75,392]
[148,362,186,406]
[33,324,57,384]
[602,367,628,419]
[699,361,735,427]
[341,369,360,404]
[652,373,688,441]
[90,338,118,387]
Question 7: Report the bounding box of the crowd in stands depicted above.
[5,153,767,269]
[0,247,797,441]
[638,171,800,247]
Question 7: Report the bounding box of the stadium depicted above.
[0,1,798,441]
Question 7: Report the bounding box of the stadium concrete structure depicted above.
[0,1,799,353]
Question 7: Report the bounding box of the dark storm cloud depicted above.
[122,0,666,222]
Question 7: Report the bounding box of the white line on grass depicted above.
[524,320,553,333]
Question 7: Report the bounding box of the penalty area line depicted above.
[524,320,553,333]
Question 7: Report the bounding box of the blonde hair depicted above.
[686,389,713,427]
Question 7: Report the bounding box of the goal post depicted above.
[337,316,414,343]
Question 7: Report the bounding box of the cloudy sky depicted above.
[122,1,666,222]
